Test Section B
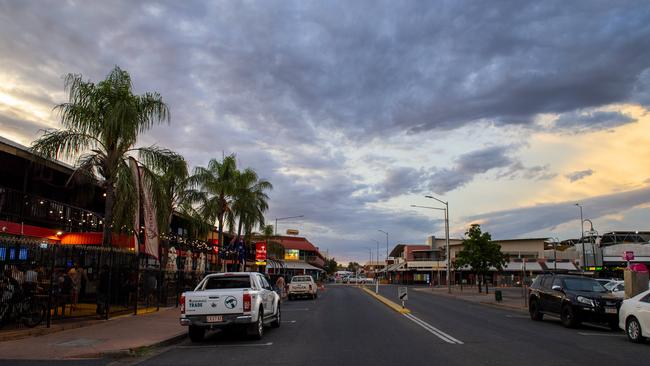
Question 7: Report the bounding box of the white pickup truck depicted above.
[180,272,281,342]
[287,275,318,300]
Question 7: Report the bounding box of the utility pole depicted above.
[575,203,585,271]
[426,195,451,294]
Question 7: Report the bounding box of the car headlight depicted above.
[577,296,595,307]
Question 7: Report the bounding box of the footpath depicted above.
[413,285,528,312]
[0,307,185,360]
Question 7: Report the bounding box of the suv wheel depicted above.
[529,299,543,321]
[626,317,645,343]
[560,305,579,328]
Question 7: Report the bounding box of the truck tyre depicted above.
[248,308,264,340]
[188,326,205,343]
[529,299,543,321]
[270,305,281,328]
[560,305,579,328]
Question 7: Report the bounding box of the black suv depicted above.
[528,274,621,330]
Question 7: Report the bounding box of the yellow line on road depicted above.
[361,287,411,314]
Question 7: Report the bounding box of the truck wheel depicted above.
[561,305,579,328]
[270,305,281,328]
[248,308,264,340]
[188,326,205,343]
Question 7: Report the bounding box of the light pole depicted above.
[411,204,446,287]
[373,239,380,293]
[575,203,585,271]
[275,215,304,235]
[583,219,597,268]
[425,195,451,294]
[378,229,389,262]
[547,237,560,271]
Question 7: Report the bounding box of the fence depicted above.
[0,236,210,331]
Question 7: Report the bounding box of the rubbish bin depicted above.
[495,290,503,302]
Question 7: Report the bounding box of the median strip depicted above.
[361,287,411,314]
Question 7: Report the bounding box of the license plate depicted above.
[605,308,617,314]
[207,315,223,323]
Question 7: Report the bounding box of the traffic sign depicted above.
[398,287,408,301]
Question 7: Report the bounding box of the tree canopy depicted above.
[455,224,507,293]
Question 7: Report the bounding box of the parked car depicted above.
[288,275,318,300]
[180,272,281,342]
[528,274,622,330]
[357,276,372,284]
[604,280,625,299]
[619,288,650,343]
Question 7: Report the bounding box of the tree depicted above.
[346,262,361,272]
[455,224,507,294]
[32,66,180,247]
[325,258,338,275]
[189,155,239,256]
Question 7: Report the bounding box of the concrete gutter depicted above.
[76,332,187,359]
[361,287,411,314]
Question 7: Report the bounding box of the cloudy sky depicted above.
[2,1,650,263]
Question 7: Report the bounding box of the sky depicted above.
[2,0,650,264]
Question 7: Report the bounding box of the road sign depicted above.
[398,287,408,301]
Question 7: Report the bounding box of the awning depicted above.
[385,262,406,272]
[267,261,324,272]
[543,261,580,271]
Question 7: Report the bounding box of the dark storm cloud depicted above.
[553,111,635,133]
[2,0,650,260]
[465,185,650,238]
[565,169,594,182]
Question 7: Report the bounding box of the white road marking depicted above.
[403,313,463,344]
[577,332,624,337]
[177,342,273,349]
[282,308,310,311]
[281,320,297,323]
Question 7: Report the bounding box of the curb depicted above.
[76,332,187,359]
[361,287,411,314]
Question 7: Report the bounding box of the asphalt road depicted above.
[137,284,648,366]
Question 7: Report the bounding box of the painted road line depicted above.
[404,314,464,345]
[282,308,310,311]
[176,342,273,349]
[281,320,297,323]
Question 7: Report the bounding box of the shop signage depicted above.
[286,229,299,235]
[285,249,299,261]
[255,242,267,265]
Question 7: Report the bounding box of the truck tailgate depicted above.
[184,290,245,316]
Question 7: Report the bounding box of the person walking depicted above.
[275,276,286,300]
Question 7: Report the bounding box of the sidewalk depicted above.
[413,285,528,312]
[0,307,185,360]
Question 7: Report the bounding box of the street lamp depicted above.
[373,239,380,293]
[411,204,446,287]
[275,215,304,235]
[575,203,585,271]
[546,237,560,271]
[378,229,389,262]
[425,195,451,294]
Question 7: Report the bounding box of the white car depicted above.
[618,288,650,343]
[180,272,281,342]
[288,275,318,300]
[604,280,625,299]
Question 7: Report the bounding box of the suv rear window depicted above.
[204,276,251,289]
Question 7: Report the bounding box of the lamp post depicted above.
[575,203,585,271]
[373,239,380,293]
[411,204,446,288]
[425,195,451,294]
[378,229,388,262]
[583,219,597,268]
[275,215,304,235]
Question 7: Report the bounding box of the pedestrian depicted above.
[275,276,285,300]
[24,265,38,295]
[96,265,110,317]
[67,265,80,311]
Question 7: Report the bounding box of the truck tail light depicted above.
[309,284,313,291]
[243,292,252,312]
[180,294,186,314]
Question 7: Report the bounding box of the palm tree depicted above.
[231,168,272,270]
[189,155,238,253]
[32,66,180,247]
